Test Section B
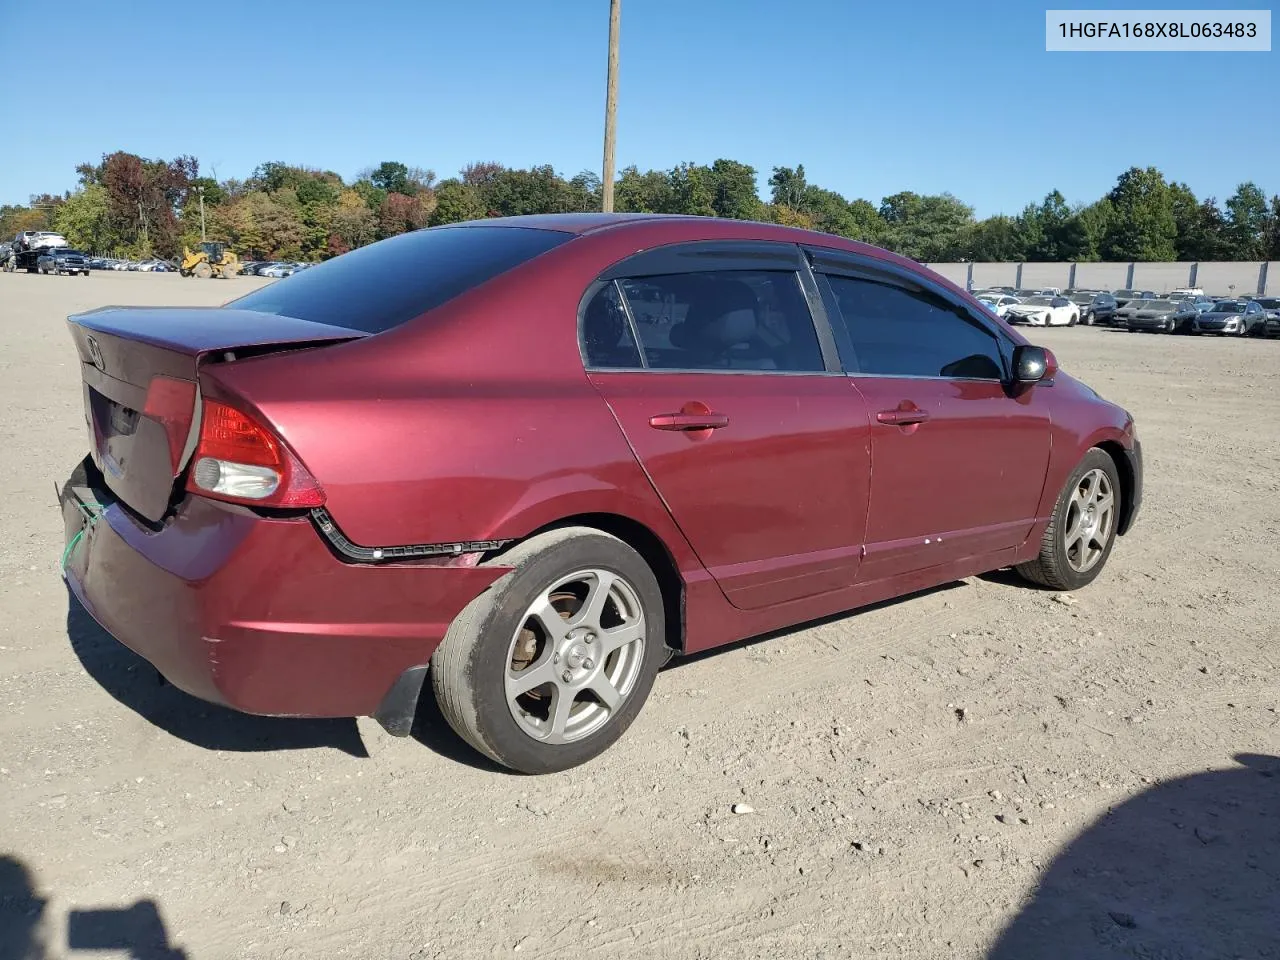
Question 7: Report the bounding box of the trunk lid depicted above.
[67,307,367,522]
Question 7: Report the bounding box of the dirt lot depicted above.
[1,271,1277,960]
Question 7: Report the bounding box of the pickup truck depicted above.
[37,248,90,275]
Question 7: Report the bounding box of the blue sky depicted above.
[0,0,1274,217]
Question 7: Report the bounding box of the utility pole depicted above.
[198,187,206,242]
[601,0,620,212]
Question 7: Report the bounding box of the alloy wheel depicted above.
[504,569,647,744]
[1064,469,1115,574]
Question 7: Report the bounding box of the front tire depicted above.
[432,527,668,774]
[1016,449,1121,591]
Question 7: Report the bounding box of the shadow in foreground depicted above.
[0,855,44,960]
[66,589,367,757]
[1,853,187,960]
[988,753,1280,960]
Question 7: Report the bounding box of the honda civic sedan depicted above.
[60,214,1143,773]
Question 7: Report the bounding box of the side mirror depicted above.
[1012,344,1056,383]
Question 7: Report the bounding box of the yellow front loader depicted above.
[181,241,240,279]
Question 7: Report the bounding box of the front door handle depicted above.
[877,408,930,426]
[649,412,730,431]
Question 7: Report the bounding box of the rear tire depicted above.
[432,527,668,774]
[221,264,237,279]
[1015,448,1121,592]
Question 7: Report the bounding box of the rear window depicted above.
[226,226,573,334]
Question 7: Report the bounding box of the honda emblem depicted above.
[86,335,105,372]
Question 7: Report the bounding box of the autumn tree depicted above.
[52,185,114,253]
[429,180,487,225]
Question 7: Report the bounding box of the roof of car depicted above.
[445,213,698,235]
[438,212,944,288]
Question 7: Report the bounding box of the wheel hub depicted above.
[556,629,597,685]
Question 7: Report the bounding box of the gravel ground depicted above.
[1,272,1278,960]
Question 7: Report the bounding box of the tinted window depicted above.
[1213,300,1245,312]
[824,274,1005,380]
[226,226,573,334]
[580,282,643,368]
[603,270,824,373]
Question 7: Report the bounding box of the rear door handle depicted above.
[877,408,931,426]
[649,412,730,431]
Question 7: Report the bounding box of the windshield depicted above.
[1020,297,1053,306]
[1114,289,1136,297]
[1069,294,1093,303]
[227,225,574,335]
[56,249,85,257]
[1253,298,1279,309]
[1142,300,1175,311]
[1211,300,1245,313]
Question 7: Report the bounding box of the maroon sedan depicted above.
[61,214,1142,773]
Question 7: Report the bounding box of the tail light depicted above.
[186,399,324,508]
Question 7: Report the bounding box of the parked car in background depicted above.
[1165,291,1215,311]
[239,261,263,276]
[1086,292,1119,325]
[57,213,1143,773]
[1169,287,1205,297]
[260,262,296,278]
[1248,296,1280,332]
[1004,295,1079,327]
[1112,289,1157,307]
[1195,299,1268,336]
[1123,299,1198,334]
[976,294,1021,317]
[36,248,90,276]
[1066,291,1103,324]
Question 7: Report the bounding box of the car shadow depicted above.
[408,686,509,774]
[987,753,1280,960]
[668,580,966,669]
[1,853,188,960]
[977,566,1059,592]
[65,589,368,757]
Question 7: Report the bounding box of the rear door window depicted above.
[583,270,824,372]
[227,225,574,334]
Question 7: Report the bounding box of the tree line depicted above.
[3,152,1278,264]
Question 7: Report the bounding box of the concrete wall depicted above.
[1019,263,1071,287]
[1193,262,1269,297]
[970,263,1019,288]
[1130,262,1195,292]
[925,261,1276,296]
[924,262,969,286]
[1072,262,1131,289]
